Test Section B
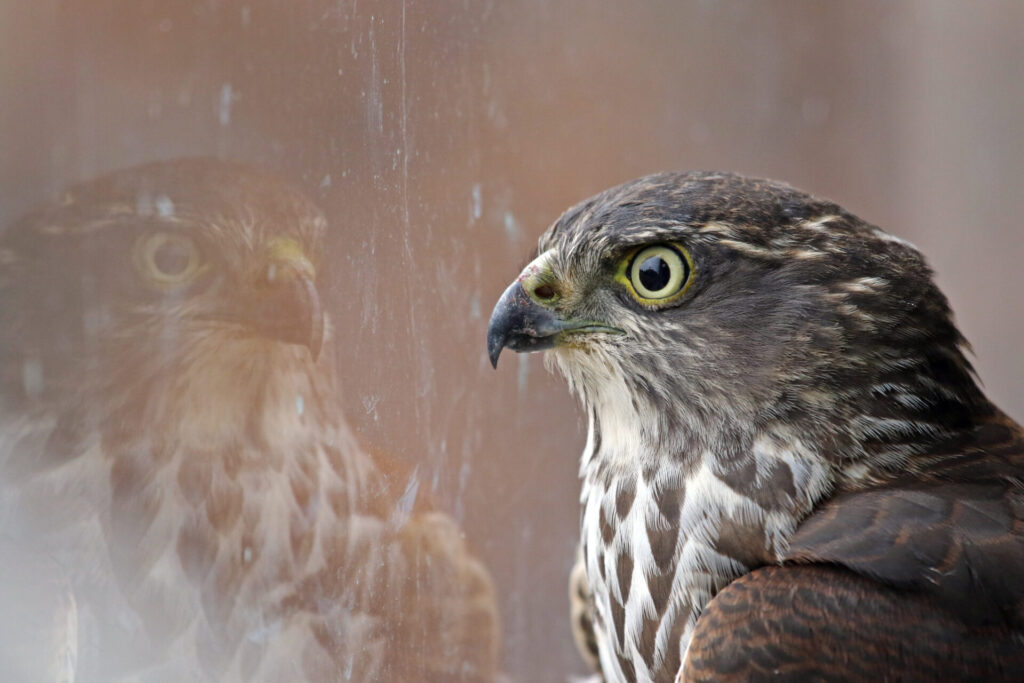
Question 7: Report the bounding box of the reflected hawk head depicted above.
[1,159,328,414]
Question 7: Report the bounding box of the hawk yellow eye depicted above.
[622,244,692,303]
[133,232,205,288]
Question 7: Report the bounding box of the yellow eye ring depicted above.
[616,243,694,305]
[133,232,206,288]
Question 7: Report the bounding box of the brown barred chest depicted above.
[87,419,375,678]
[578,433,826,683]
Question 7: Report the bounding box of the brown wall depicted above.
[2,2,1022,679]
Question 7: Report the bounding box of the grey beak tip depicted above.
[486,325,505,369]
[487,282,520,370]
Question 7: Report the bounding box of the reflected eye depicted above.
[133,232,206,288]
[624,244,693,303]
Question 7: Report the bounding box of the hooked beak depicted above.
[486,281,621,368]
[230,238,325,361]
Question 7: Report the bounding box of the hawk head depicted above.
[1,158,329,444]
[488,171,990,483]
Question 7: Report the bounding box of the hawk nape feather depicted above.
[488,171,1024,682]
[0,158,501,682]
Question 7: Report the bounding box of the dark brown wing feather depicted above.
[686,415,1024,681]
[684,565,1024,682]
[786,414,1024,629]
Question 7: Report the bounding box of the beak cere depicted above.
[245,243,325,362]
[486,281,570,368]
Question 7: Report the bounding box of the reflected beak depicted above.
[486,281,620,368]
[239,239,325,361]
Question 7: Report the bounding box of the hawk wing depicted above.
[684,416,1024,681]
[684,564,1024,682]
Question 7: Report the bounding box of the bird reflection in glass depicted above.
[0,158,501,682]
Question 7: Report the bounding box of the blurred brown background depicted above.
[2,2,1022,680]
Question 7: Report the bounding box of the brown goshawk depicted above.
[487,172,1024,682]
[0,158,501,682]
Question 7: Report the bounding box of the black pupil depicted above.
[153,240,192,276]
[638,254,672,292]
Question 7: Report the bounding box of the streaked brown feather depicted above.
[685,414,1024,681]
[785,412,1024,629]
[685,565,1024,682]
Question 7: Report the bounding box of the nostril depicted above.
[533,283,556,301]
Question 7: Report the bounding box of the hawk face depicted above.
[487,171,995,682]
[1,158,329,444]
